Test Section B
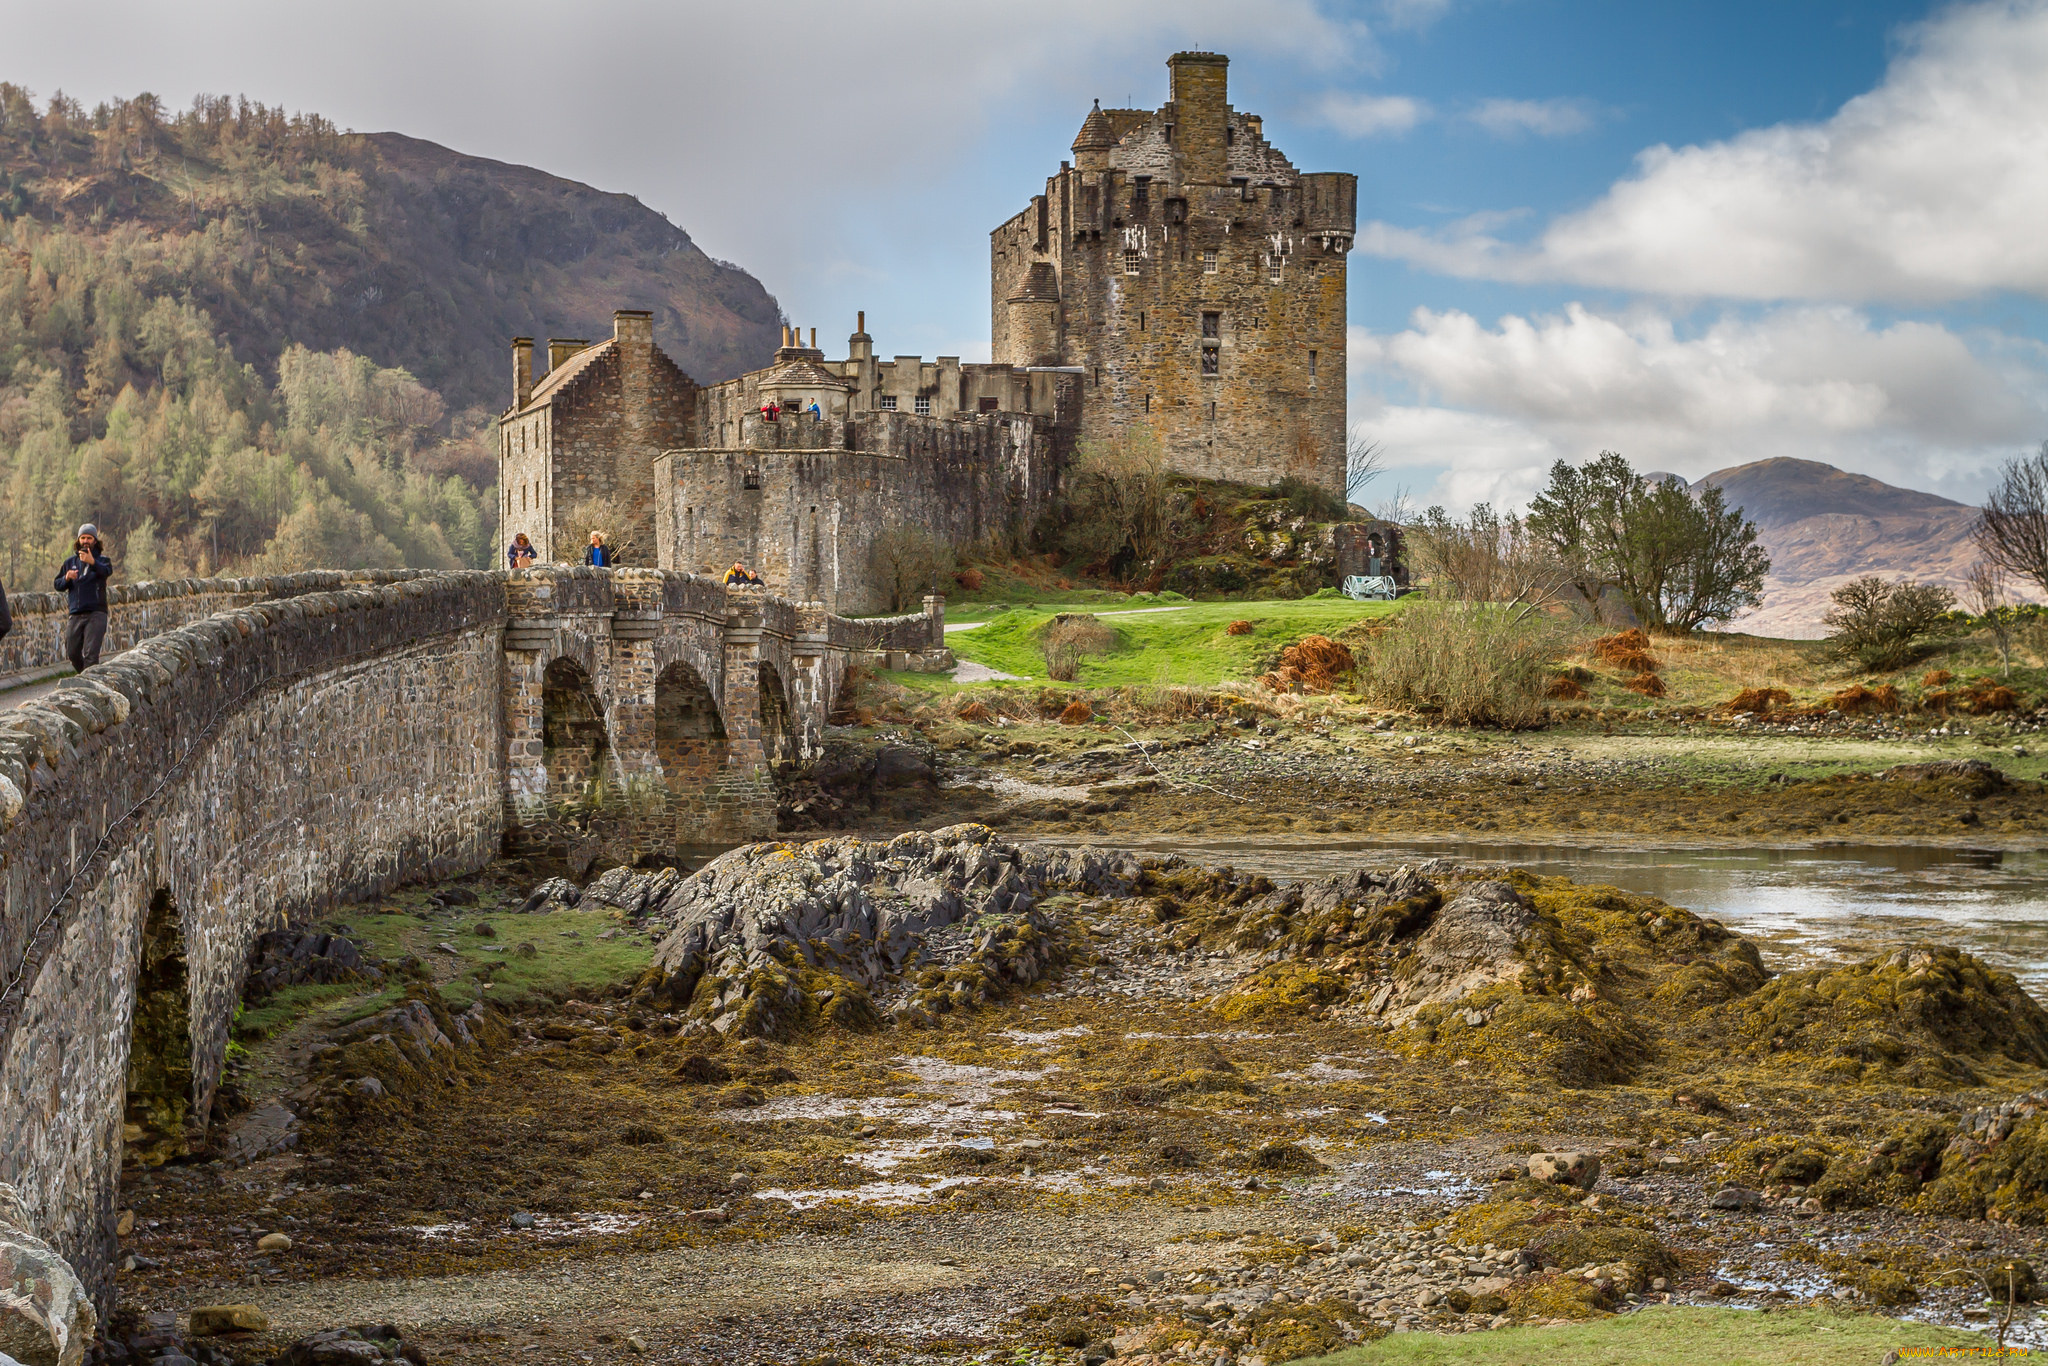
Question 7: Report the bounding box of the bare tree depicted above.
[1409,504,1577,625]
[1345,432,1384,509]
[1966,562,2016,678]
[1978,441,2048,595]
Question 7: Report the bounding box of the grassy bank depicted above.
[1300,1305,1988,1364]
[934,595,1407,688]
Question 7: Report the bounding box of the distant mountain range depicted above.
[1693,458,2025,637]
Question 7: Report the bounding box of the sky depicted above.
[7,0,2048,512]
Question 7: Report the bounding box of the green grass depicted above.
[329,908,655,1010]
[937,595,1408,688]
[1298,1306,1987,1366]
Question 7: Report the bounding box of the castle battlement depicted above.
[499,51,1346,609]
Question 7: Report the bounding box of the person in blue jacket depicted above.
[55,523,113,672]
[585,531,613,568]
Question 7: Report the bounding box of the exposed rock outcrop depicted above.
[627,826,1137,1037]
[0,1183,94,1366]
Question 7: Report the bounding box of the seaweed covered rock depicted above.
[1712,944,2048,1085]
[1378,881,1537,1023]
[1809,1118,1952,1211]
[633,826,1128,1038]
[242,930,381,999]
[303,985,506,1123]
[1915,1090,2048,1223]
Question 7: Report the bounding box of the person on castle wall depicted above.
[54,523,112,672]
[761,399,780,422]
[585,532,614,569]
[507,532,537,570]
[723,561,762,587]
[806,400,822,420]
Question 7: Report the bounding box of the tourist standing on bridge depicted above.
[585,531,614,568]
[55,523,112,672]
[507,532,537,570]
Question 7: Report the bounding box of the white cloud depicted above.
[1317,91,1431,137]
[1350,304,2048,509]
[1361,0,2048,303]
[1465,97,1598,138]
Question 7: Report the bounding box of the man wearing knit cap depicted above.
[54,523,113,672]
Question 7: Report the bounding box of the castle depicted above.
[498,52,1356,613]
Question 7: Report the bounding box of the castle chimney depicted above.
[511,337,533,409]
[809,327,817,350]
[857,310,866,335]
[781,324,791,347]
[1167,51,1230,182]
[547,338,590,372]
[612,309,653,348]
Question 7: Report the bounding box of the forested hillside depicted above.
[0,88,783,589]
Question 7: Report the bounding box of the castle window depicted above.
[1266,256,1283,285]
[1201,311,1220,339]
[1202,249,1218,274]
[979,396,1000,413]
[1144,394,1151,413]
[1133,176,1150,213]
[1309,350,1318,387]
[520,484,527,512]
[1139,311,1146,331]
[878,394,897,411]
[743,468,762,490]
[1123,249,1140,275]
[1207,401,1216,420]
[1201,348,1219,377]
[915,394,931,416]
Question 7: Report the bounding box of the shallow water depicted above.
[1039,835,2048,993]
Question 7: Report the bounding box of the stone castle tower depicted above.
[991,52,1357,494]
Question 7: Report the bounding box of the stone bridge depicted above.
[0,565,943,1304]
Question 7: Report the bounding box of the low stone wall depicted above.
[0,569,441,685]
[0,572,506,1302]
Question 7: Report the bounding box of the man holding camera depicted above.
[55,523,113,672]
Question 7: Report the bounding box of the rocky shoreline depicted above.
[12,821,2037,1364]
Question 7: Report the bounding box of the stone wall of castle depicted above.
[501,313,699,569]
[0,573,507,1301]
[991,53,1355,494]
[656,410,1061,614]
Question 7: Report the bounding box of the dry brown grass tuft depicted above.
[1827,683,1899,715]
[1258,635,1355,694]
[1225,619,1255,636]
[1545,674,1588,700]
[1723,687,1793,714]
[953,567,985,592]
[1922,669,1954,688]
[1058,700,1095,726]
[955,699,993,723]
[1623,671,1666,697]
[1592,629,1659,673]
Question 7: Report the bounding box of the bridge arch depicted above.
[1,564,944,1304]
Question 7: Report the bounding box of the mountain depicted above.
[0,89,783,584]
[0,93,781,412]
[1692,458,2021,637]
